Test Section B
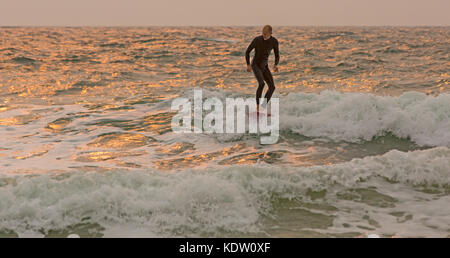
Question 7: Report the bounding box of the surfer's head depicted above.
[262,25,272,39]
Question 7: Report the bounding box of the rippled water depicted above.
[0,27,449,238]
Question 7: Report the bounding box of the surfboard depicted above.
[247,111,271,118]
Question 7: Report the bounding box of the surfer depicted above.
[245,25,280,115]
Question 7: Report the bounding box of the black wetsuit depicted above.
[245,35,279,105]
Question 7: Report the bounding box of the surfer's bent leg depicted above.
[252,62,266,105]
[262,65,275,103]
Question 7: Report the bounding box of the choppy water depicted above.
[0,27,449,238]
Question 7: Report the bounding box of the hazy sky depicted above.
[1,0,449,26]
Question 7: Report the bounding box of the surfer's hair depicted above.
[263,25,272,33]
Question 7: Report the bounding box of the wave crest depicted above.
[280,91,450,147]
[0,147,448,237]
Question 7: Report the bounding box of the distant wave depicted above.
[10,56,36,63]
[188,37,239,43]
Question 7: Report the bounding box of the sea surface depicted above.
[0,26,449,237]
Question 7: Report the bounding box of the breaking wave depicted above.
[280,91,450,147]
[0,147,448,237]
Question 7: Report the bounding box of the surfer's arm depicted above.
[245,38,257,65]
[273,38,280,66]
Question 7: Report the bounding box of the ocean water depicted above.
[0,26,449,238]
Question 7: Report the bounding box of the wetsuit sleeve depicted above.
[245,37,257,65]
[274,38,280,66]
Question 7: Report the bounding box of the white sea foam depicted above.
[0,147,448,237]
[160,89,450,146]
[279,90,450,147]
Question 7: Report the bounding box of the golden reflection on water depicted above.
[154,143,247,169]
[0,26,447,105]
[74,150,147,163]
[46,118,72,132]
[156,142,196,156]
[87,132,156,149]
[13,145,53,160]
[0,27,448,173]
[0,113,40,126]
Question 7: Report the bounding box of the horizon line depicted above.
[1,24,449,28]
